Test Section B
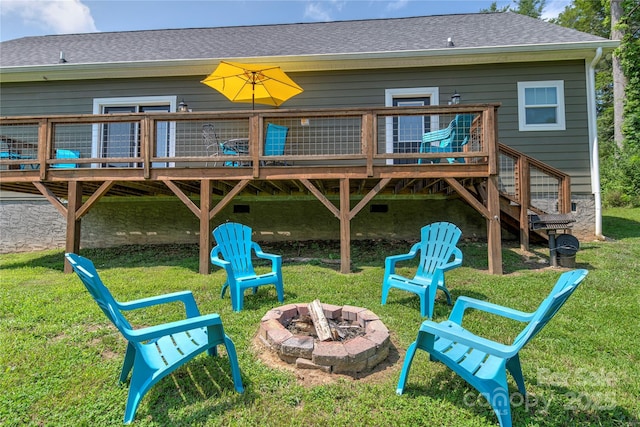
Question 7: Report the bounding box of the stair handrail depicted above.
[498,143,572,250]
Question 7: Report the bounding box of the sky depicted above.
[0,0,572,42]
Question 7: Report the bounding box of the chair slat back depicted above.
[416,222,462,276]
[213,222,257,275]
[421,120,455,149]
[53,149,80,168]
[65,253,133,333]
[451,114,476,149]
[513,269,588,349]
[264,123,288,156]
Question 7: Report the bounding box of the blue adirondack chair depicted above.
[381,222,462,318]
[396,269,589,427]
[211,222,284,312]
[1,138,38,169]
[65,253,244,424]
[418,114,476,164]
[264,123,288,157]
[53,149,80,168]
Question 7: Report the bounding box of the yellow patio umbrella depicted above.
[201,61,303,109]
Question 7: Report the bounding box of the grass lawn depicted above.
[1,208,639,426]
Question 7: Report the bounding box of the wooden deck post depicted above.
[486,175,503,275]
[484,105,503,275]
[519,158,531,251]
[64,181,82,273]
[199,179,212,275]
[560,175,572,214]
[339,178,351,274]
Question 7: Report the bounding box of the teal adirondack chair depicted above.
[381,222,462,318]
[65,253,244,424]
[418,114,476,164]
[53,149,80,168]
[263,123,288,158]
[396,269,589,427]
[211,222,284,312]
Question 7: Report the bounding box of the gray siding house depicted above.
[0,12,618,261]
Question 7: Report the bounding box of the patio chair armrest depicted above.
[221,138,249,154]
[384,245,419,274]
[117,290,202,318]
[253,244,282,270]
[210,247,239,281]
[124,313,223,342]
[449,296,534,325]
[211,250,236,275]
[419,320,518,359]
[210,247,229,267]
[439,248,463,272]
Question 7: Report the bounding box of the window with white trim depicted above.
[92,96,177,167]
[517,81,565,131]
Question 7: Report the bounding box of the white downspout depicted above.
[586,47,604,239]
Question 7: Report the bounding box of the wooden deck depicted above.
[0,104,571,275]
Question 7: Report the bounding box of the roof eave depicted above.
[0,40,619,83]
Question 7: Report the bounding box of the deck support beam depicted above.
[65,181,83,273]
[445,177,502,274]
[339,178,351,274]
[199,180,212,274]
[486,175,503,275]
[302,177,392,274]
[33,180,114,273]
[519,158,531,251]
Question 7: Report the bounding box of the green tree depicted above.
[551,0,609,36]
[555,0,640,206]
[480,0,546,18]
[617,1,640,202]
[480,2,510,13]
[512,0,547,18]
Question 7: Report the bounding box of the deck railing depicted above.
[1,104,570,229]
[498,143,571,215]
[0,105,497,178]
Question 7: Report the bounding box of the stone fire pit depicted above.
[258,302,390,374]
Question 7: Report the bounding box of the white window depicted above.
[384,88,440,164]
[92,96,177,167]
[517,81,565,131]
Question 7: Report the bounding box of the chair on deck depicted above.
[53,149,80,168]
[211,222,284,312]
[262,123,288,165]
[0,148,20,160]
[203,124,247,167]
[396,269,589,427]
[418,114,476,164]
[1,138,37,169]
[381,222,462,318]
[65,253,244,424]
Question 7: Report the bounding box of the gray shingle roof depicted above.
[0,12,609,68]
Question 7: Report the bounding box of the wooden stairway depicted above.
[438,143,572,249]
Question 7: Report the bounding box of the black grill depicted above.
[529,214,577,268]
[529,214,575,231]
